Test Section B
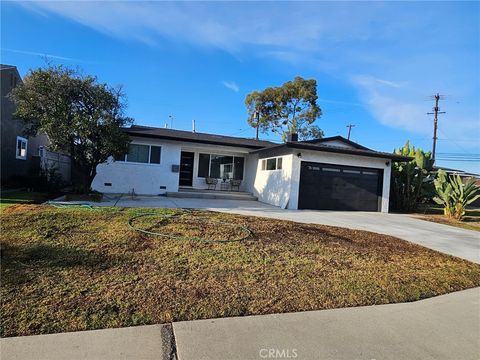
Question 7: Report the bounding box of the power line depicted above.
[437,128,470,155]
[435,159,480,162]
[437,153,480,156]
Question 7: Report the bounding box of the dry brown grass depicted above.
[1,204,479,337]
[415,214,480,232]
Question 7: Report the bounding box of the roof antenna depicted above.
[192,119,196,133]
[346,124,355,140]
[169,115,173,129]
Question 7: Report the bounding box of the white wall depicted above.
[252,154,294,208]
[289,150,391,212]
[92,137,254,195]
[92,137,182,195]
[243,153,259,194]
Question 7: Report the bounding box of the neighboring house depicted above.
[0,64,71,184]
[1,64,47,182]
[92,125,409,212]
[433,166,480,183]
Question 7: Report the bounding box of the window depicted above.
[150,146,161,164]
[16,136,27,160]
[266,158,276,170]
[210,155,234,179]
[322,167,341,172]
[126,144,149,163]
[262,156,283,171]
[38,146,45,157]
[276,157,282,170]
[198,153,244,180]
[117,144,162,164]
[198,154,210,177]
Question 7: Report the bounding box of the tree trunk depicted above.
[69,139,76,186]
[81,165,98,194]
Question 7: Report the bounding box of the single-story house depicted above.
[92,125,410,212]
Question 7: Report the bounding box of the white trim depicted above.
[261,156,283,171]
[16,136,28,160]
[116,142,162,165]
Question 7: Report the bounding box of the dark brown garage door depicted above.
[298,162,383,211]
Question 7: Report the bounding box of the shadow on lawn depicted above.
[1,243,114,285]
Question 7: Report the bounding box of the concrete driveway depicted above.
[54,195,480,263]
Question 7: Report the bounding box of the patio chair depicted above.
[205,177,218,190]
[230,179,241,192]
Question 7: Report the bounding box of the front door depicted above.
[179,151,194,186]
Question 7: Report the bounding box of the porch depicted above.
[166,187,257,201]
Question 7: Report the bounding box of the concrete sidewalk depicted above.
[0,324,174,360]
[173,287,480,360]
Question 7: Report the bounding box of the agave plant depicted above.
[433,169,480,220]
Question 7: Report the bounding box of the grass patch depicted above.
[1,205,480,337]
[414,206,480,232]
[0,190,51,209]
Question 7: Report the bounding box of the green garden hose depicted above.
[49,202,97,210]
[127,211,253,243]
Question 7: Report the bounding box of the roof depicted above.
[253,136,412,161]
[299,136,371,150]
[433,166,480,178]
[125,125,277,149]
[125,125,411,161]
[0,64,18,71]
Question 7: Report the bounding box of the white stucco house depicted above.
[92,125,409,212]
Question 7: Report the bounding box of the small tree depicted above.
[245,76,323,141]
[433,170,480,220]
[10,65,133,193]
[390,141,434,212]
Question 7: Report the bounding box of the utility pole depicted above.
[427,93,446,161]
[346,124,355,140]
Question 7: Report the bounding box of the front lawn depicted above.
[0,190,51,209]
[1,205,479,337]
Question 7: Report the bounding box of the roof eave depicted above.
[125,130,272,149]
[285,142,412,161]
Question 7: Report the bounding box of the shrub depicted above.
[390,142,434,212]
[433,169,480,220]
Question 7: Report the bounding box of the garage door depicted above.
[298,162,383,211]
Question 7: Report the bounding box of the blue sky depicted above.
[1,1,479,173]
